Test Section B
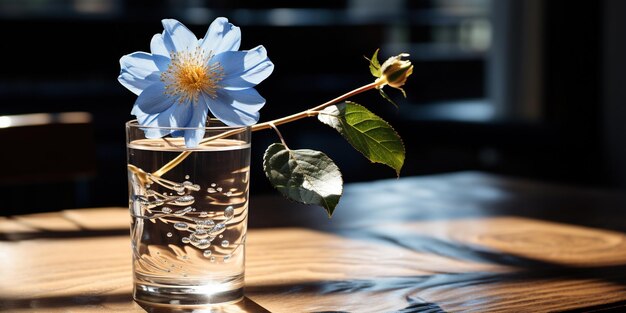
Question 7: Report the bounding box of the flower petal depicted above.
[161,19,199,53]
[134,81,174,114]
[131,109,170,138]
[132,100,194,139]
[200,17,241,55]
[220,88,266,112]
[165,102,194,129]
[118,52,161,95]
[214,45,274,90]
[206,89,263,126]
[118,72,160,96]
[184,100,209,147]
[150,33,171,71]
[131,106,156,124]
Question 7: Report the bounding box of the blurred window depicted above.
[399,0,494,122]
[0,0,121,16]
[166,0,493,121]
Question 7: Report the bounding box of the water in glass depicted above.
[127,137,250,306]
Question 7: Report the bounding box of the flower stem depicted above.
[150,81,380,178]
[268,122,289,149]
[250,81,379,132]
[152,151,193,178]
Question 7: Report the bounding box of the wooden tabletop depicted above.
[2,171,626,312]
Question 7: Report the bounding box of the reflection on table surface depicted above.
[2,171,626,312]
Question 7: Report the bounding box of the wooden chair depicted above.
[0,112,97,215]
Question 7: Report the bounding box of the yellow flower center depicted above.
[161,47,223,104]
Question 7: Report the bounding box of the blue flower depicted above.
[118,18,274,146]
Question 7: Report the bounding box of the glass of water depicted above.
[126,120,250,306]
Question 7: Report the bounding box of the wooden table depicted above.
[2,172,626,312]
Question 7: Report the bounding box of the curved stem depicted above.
[152,127,247,177]
[150,81,380,178]
[268,122,289,149]
[152,151,192,178]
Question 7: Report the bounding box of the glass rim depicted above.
[126,119,251,131]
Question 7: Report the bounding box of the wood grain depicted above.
[2,172,626,312]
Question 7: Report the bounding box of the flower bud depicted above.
[377,53,413,88]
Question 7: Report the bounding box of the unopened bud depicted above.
[377,53,413,88]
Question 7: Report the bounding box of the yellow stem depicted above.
[268,122,289,149]
[150,81,380,178]
[251,81,378,132]
[152,151,192,178]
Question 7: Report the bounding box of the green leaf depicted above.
[263,143,343,217]
[367,48,381,78]
[318,102,405,176]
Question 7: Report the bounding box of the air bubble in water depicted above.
[173,195,194,206]
[195,219,215,229]
[185,175,190,179]
[194,230,209,239]
[221,240,229,247]
[173,184,185,193]
[174,207,193,216]
[211,183,217,187]
[162,207,172,214]
[184,182,200,191]
[174,222,189,231]
[166,232,173,237]
[207,188,217,193]
[223,255,231,262]
[209,223,226,236]
[224,206,234,218]
[216,187,223,192]
[206,219,216,226]
[191,238,211,249]
[226,191,232,197]
[203,250,212,258]
[182,237,190,244]
[210,256,216,262]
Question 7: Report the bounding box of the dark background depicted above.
[0,0,625,215]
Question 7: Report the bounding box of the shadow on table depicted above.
[0,293,133,310]
[137,297,270,313]
[249,172,626,234]
[244,273,626,313]
[0,226,129,241]
[0,293,270,312]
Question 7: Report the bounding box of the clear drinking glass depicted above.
[126,120,251,306]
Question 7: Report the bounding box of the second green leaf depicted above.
[318,101,405,175]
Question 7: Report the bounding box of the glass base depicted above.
[133,278,244,307]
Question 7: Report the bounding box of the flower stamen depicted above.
[161,47,224,104]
